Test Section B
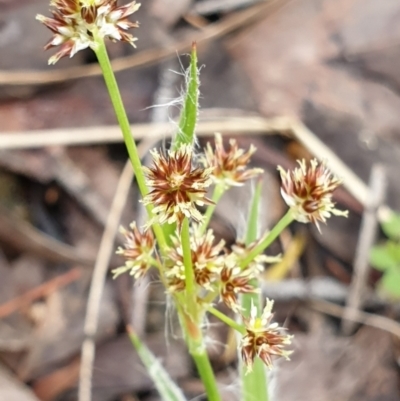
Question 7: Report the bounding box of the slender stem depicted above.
[207,306,246,334]
[93,38,167,251]
[239,210,294,269]
[198,183,226,235]
[93,40,147,197]
[241,178,263,313]
[176,305,221,401]
[181,218,195,296]
[191,350,222,401]
[240,178,269,401]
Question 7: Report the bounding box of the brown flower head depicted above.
[219,265,258,312]
[165,229,225,292]
[142,144,213,229]
[202,133,263,188]
[278,159,348,230]
[36,0,140,64]
[113,222,155,279]
[240,298,293,373]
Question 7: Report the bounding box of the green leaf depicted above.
[370,244,398,271]
[161,222,176,247]
[378,268,400,299]
[163,43,199,245]
[127,327,187,401]
[245,179,262,245]
[172,42,199,150]
[370,242,400,271]
[381,210,400,241]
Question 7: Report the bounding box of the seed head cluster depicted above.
[113,138,294,372]
[36,0,141,64]
[35,0,353,382]
[165,229,225,292]
[240,299,293,373]
[278,158,348,230]
[142,145,214,229]
[202,133,263,188]
[113,222,155,279]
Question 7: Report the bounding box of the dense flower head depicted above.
[142,145,214,229]
[112,222,155,279]
[219,265,258,312]
[36,0,141,64]
[202,133,263,188]
[218,240,280,311]
[240,299,293,373]
[278,158,348,230]
[165,229,225,292]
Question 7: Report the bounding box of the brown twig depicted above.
[0,268,81,318]
[309,298,400,339]
[0,114,283,149]
[0,0,287,86]
[0,113,380,216]
[342,164,386,335]
[0,113,378,216]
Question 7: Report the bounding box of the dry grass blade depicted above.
[78,137,159,401]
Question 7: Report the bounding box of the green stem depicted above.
[181,218,196,297]
[241,178,269,401]
[241,177,262,318]
[199,183,226,235]
[207,306,246,334]
[191,350,222,401]
[176,306,221,401]
[93,38,167,251]
[239,210,294,269]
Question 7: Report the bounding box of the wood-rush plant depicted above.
[37,2,348,400]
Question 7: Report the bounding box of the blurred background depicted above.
[1,0,400,400]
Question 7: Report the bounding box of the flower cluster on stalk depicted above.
[112,135,299,371]
[165,229,225,292]
[202,133,263,188]
[37,0,353,386]
[142,145,214,229]
[241,299,293,373]
[278,158,348,230]
[37,0,141,64]
[112,222,155,279]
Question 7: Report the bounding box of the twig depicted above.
[342,164,386,335]
[1,113,389,215]
[49,148,111,227]
[193,0,260,15]
[0,114,391,218]
[309,298,400,339]
[0,0,287,86]
[0,204,95,267]
[0,268,81,318]
[77,138,158,401]
[262,277,349,303]
[0,115,284,149]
